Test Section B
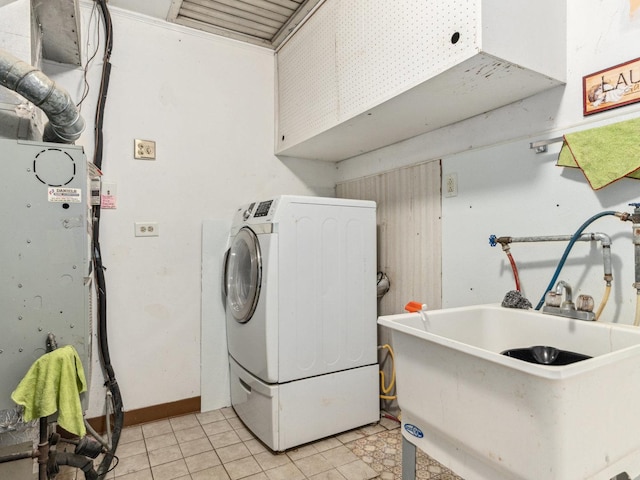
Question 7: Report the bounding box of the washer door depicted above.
[226,227,262,323]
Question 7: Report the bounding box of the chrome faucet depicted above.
[542,280,595,321]
[554,280,574,310]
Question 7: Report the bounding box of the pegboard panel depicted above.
[276,0,479,153]
[336,0,478,121]
[277,0,340,151]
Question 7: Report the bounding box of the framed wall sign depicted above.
[583,57,640,115]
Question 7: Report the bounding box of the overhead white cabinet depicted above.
[275,0,567,162]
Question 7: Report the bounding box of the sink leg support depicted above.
[402,436,416,480]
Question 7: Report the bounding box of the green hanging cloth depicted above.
[11,345,87,437]
[556,117,640,190]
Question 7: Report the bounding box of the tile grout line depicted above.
[103,409,458,480]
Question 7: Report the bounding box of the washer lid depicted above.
[226,227,262,323]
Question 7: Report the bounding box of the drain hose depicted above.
[379,344,396,400]
[51,452,98,480]
[594,284,611,321]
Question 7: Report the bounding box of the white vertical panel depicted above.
[337,161,442,316]
[276,0,339,147]
[201,219,232,411]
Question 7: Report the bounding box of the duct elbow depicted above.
[0,49,85,144]
[43,108,86,143]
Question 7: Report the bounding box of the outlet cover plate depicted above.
[135,222,159,237]
[444,172,458,197]
[134,139,156,160]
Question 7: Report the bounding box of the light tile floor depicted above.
[54,408,462,480]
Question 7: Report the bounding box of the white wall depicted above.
[40,5,337,416]
[338,0,640,323]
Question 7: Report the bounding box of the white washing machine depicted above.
[223,195,379,451]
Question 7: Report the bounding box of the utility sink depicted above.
[378,304,640,480]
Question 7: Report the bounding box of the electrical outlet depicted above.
[444,172,458,197]
[135,222,159,237]
[134,139,156,160]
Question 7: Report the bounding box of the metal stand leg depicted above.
[402,436,417,480]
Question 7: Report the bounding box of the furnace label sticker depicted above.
[48,187,82,203]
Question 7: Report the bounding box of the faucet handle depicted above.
[544,291,562,308]
[576,294,594,312]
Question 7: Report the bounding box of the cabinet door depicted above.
[335,0,478,123]
[277,0,478,156]
[276,1,340,153]
[276,0,565,161]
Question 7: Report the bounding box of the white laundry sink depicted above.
[378,304,640,480]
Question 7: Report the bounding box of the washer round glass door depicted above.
[226,227,262,323]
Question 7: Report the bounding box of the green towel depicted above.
[11,345,87,437]
[556,118,640,189]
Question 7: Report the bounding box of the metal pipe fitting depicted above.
[0,450,36,464]
[589,233,613,282]
[490,232,613,282]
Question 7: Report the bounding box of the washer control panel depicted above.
[253,200,273,218]
[233,198,279,233]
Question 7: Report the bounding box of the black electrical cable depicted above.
[89,1,124,479]
[93,0,112,172]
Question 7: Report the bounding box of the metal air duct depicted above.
[0,49,84,143]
